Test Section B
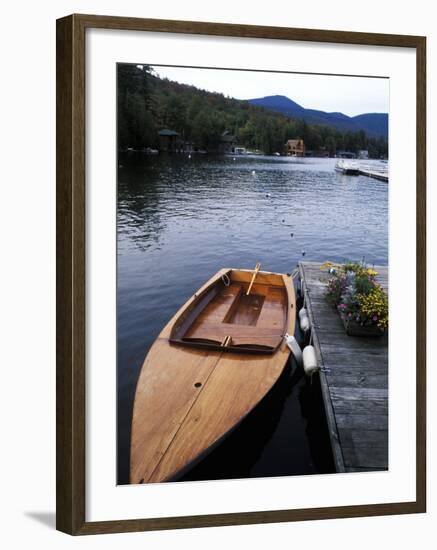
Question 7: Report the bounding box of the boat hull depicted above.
[130,268,295,484]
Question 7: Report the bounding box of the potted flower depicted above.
[323,262,388,336]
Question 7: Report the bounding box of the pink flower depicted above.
[372,315,378,321]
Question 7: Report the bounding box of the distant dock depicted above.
[298,261,388,473]
[359,167,389,182]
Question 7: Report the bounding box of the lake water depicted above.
[117,154,388,484]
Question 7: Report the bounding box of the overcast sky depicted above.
[151,65,389,117]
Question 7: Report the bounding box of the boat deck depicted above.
[299,261,388,473]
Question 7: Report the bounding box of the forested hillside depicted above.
[117,64,388,158]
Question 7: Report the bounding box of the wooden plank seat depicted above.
[181,282,286,350]
[183,322,283,348]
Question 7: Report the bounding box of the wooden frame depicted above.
[56,13,426,535]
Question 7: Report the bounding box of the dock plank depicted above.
[299,261,388,474]
[335,413,388,431]
[326,373,388,389]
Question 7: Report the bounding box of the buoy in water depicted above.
[303,345,319,378]
[302,251,306,256]
[252,170,256,174]
[290,232,294,237]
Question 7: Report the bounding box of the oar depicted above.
[246,262,261,295]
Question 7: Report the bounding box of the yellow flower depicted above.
[356,285,388,328]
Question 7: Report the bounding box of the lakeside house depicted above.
[286,139,305,157]
[158,129,181,152]
[219,130,238,154]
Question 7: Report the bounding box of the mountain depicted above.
[248,95,388,139]
[249,95,306,114]
[351,113,388,139]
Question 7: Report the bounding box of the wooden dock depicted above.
[359,168,389,182]
[298,261,388,473]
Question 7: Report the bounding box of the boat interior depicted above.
[169,270,289,353]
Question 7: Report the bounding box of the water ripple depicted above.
[116,154,388,482]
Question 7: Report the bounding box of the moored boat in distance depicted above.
[130,267,296,484]
[335,159,360,175]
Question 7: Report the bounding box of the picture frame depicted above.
[56,13,426,535]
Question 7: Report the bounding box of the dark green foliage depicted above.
[354,275,374,295]
[117,64,388,157]
[117,64,158,149]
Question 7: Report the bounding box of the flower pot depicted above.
[339,311,385,337]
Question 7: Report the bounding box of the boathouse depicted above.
[286,139,305,156]
[158,129,180,152]
[219,130,238,154]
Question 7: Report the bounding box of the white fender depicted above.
[302,345,319,378]
[298,307,307,321]
[284,334,303,367]
[300,313,310,333]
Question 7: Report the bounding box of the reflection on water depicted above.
[117,154,388,484]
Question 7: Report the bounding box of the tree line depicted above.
[118,64,388,158]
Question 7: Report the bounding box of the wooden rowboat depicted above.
[130,267,296,484]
